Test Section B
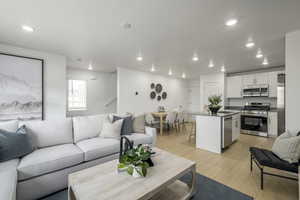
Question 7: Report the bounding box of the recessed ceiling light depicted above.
[262,58,269,65]
[256,49,263,58]
[88,63,93,70]
[245,42,255,48]
[150,64,155,72]
[221,65,226,72]
[192,54,199,62]
[225,18,238,27]
[209,60,214,68]
[136,54,143,61]
[182,73,186,79]
[168,69,172,76]
[22,25,34,32]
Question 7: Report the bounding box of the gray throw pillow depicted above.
[272,131,300,163]
[113,115,133,135]
[132,114,145,133]
[0,125,35,162]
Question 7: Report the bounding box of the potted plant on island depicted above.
[118,144,153,178]
[208,95,222,115]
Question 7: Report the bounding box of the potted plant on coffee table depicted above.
[118,144,153,178]
[208,95,222,115]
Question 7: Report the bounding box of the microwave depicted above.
[242,85,269,97]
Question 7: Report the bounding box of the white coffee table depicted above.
[68,148,196,200]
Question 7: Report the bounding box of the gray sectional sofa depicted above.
[0,114,157,200]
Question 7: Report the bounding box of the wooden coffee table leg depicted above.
[183,165,197,199]
[68,186,76,200]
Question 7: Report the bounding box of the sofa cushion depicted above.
[0,169,17,200]
[76,138,120,161]
[125,133,153,146]
[0,126,35,162]
[17,144,84,181]
[0,159,19,172]
[20,119,73,148]
[0,120,18,132]
[73,114,108,143]
[0,159,19,200]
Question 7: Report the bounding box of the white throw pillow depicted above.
[100,119,123,139]
[0,120,18,132]
[272,131,300,163]
[73,114,109,143]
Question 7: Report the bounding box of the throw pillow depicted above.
[132,114,145,133]
[272,131,300,163]
[100,119,124,139]
[113,115,133,135]
[0,125,35,162]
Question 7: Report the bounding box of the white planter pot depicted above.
[132,167,142,178]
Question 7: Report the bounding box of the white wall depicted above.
[187,79,200,112]
[0,43,66,120]
[286,30,300,134]
[117,68,188,115]
[200,73,225,112]
[67,69,117,116]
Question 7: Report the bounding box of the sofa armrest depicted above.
[0,170,17,200]
[145,126,157,146]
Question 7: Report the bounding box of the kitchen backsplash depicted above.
[226,97,277,108]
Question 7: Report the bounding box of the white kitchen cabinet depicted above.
[268,72,278,98]
[226,76,242,98]
[242,73,269,86]
[242,74,256,86]
[232,113,241,142]
[255,73,269,85]
[268,112,278,137]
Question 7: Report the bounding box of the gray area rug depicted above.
[41,173,253,200]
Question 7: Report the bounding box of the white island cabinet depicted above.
[195,112,240,154]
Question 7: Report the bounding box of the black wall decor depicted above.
[150,91,156,99]
[162,92,167,99]
[150,82,167,101]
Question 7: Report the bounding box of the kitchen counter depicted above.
[194,111,241,154]
[224,106,279,112]
[190,111,240,117]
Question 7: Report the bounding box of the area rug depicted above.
[41,173,253,200]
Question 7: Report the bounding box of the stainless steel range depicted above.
[241,103,270,137]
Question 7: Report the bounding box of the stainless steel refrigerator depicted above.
[277,73,285,135]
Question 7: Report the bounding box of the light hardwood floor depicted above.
[156,129,298,200]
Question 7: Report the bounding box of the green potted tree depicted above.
[208,95,222,115]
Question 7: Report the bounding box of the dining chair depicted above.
[145,113,160,128]
[163,111,177,132]
[175,111,186,132]
[186,113,196,141]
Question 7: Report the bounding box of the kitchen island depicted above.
[193,111,241,154]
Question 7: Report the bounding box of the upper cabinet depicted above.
[242,73,269,86]
[226,71,285,99]
[226,76,243,98]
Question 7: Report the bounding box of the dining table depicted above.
[151,112,168,136]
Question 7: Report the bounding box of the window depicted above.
[68,80,87,111]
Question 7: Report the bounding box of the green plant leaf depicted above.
[127,165,133,175]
